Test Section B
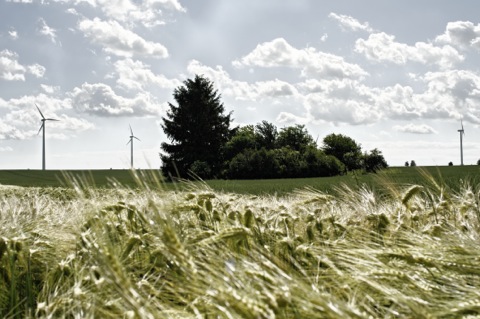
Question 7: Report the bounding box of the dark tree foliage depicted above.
[225,146,344,179]
[255,121,278,150]
[364,148,388,173]
[223,122,345,179]
[303,146,345,177]
[223,125,257,161]
[322,133,363,171]
[227,148,278,179]
[277,124,316,152]
[410,160,417,167]
[160,75,233,179]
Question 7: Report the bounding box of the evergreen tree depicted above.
[160,75,233,179]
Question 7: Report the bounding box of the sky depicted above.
[1,0,480,169]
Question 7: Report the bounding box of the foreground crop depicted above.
[1,176,480,318]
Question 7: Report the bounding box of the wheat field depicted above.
[1,171,480,318]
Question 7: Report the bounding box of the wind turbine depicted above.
[36,104,59,170]
[458,121,465,166]
[127,125,140,169]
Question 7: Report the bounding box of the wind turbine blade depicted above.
[127,139,131,145]
[129,125,133,136]
[35,104,45,119]
[45,118,60,121]
[133,136,140,141]
[37,123,44,135]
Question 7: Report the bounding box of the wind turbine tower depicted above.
[458,121,465,166]
[36,104,59,170]
[127,125,140,169]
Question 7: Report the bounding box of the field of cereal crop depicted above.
[1,168,480,317]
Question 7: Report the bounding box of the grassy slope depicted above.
[0,166,479,195]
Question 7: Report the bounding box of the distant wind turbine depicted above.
[458,121,465,166]
[36,104,59,170]
[127,125,140,169]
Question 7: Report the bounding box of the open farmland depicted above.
[0,165,479,195]
[1,170,480,318]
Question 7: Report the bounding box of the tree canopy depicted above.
[222,122,344,179]
[160,75,233,179]
[277,124,316,152]
[322,133,363,172]
[364,148,388,173]
[160,77,388,180]
[255,121,278,150]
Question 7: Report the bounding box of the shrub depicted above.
[189,161,212,179]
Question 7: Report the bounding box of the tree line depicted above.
[160,75,387,179]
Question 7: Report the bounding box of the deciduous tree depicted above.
[322,133,362,171]
[277,124,315,152]
[364,148,388,172]
[255,120,278,150]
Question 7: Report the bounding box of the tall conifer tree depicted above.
[161,75,232,178]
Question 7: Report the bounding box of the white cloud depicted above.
[297,75,480,126]
[55,114,95,132]
[38,18,58,44]
[69,82,165,117]
[298,78,380,125]
[41,84,60,94]
[0,50,45,81]
[191,57,480,127]
[328,13,373,33]
[233,38,368,79]
[435,21,480,50]
[78,18,169,58]
[146,0,185,12]
[112,58,180,91]
[374,84,419,120]
[62,0,185,28]
[0,120,27,140]
[0,50,25,81]
[27,64,46,78]
[355,32,463,69]
[66,8,79,16]
[0,146,13,152]
[187,60,251,98]
[276,112,308,125]
[306,93,381,125]
[0,94,94,140]
[255,79,298,98]
[420,70,480,123]
[187,60,300,102]
[393,123,438,134]
[8,29,18,40]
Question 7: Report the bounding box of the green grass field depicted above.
[0,165,478,195]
